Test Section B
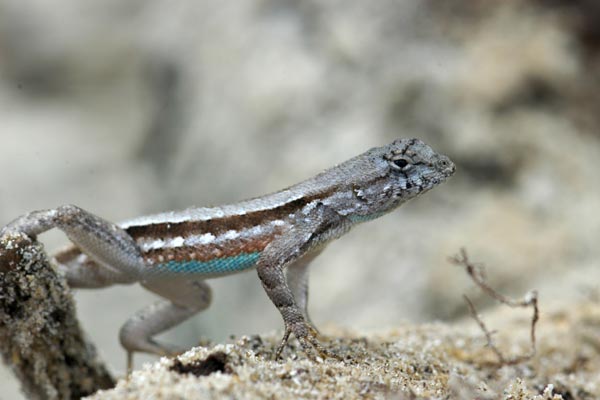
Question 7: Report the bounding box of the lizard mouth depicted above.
[436,156,456,178]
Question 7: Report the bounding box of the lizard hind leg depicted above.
[53,246,137,288]
[2,204,147,281]
[120,278,212,372]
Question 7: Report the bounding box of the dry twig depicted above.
[449,248,539,366]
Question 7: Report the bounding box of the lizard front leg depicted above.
[257,203,350,360]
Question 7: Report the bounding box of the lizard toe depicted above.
[289,321,340,361]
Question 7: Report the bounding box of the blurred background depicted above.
[1,0,599,397]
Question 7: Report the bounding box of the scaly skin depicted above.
[0,138,455,369]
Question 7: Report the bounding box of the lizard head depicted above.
[347,138,455,217]
[383,138,455,193]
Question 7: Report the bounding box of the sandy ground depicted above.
[89,300,600,399]
[1,0,599,398]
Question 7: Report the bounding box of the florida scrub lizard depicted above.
[0,138,455,370]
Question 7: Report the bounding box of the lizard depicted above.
[0,138,455,371]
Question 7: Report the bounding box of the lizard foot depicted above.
[274,321,341,361]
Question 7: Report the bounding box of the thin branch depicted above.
[450,248,539,366]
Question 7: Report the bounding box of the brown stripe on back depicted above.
[142,227,283,264]
[125,190,336,240]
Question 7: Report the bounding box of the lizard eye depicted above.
[391,158,409,170]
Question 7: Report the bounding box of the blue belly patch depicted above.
[157,252,261,275]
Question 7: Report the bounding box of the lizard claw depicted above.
[274,321,341,361]
[274,327,292,360]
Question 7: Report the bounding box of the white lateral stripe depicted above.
[139,238,166,252]
[169,237,185,247]
[185,233,216,246]
[222,230,240,240]
[136,220,291,252]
